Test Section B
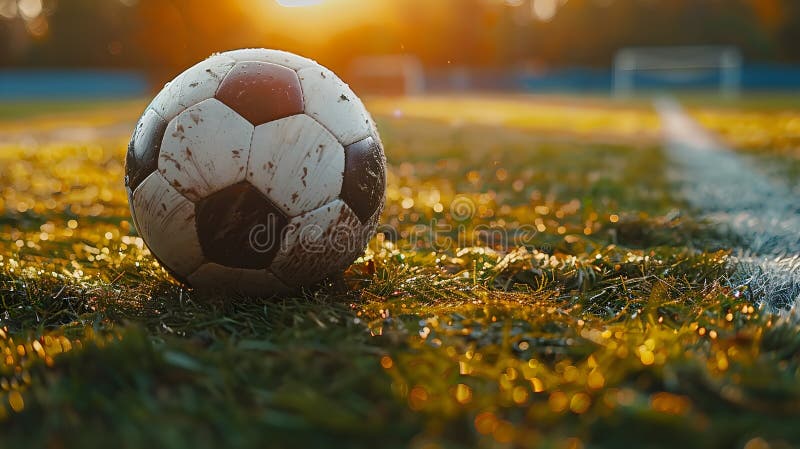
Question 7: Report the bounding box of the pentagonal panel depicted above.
[188,263,290,296]
[221,48,316,71]
[271,200,367,286]
[248,114,345,216]
[158,98,253,202]
[188,263,242,291]
[239,269,291,296]
[195,182,289,269]
[341,135,387,224]
[297,66,371,146]
[131,172,203,277]
[125,108,168,193]
[215,61,304,126]
[148,54,236,122]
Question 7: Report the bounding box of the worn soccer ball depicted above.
[125,48,386,295]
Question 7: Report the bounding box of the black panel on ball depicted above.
[195,182,289,269]
[125,109,168,192]
[341,136,386,224]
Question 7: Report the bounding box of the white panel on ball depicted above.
[361,97,381,141]
[132,172,204,277]
[222,48,316,72]
[148,54,236,122]
[125,185,140,232]
[248,114,344,216]
[159,98,254,202]
[271,199,365,286]
[297,66,371,147]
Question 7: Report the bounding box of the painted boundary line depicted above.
[655,97,800,311]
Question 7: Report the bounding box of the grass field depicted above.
[1,94,799,449]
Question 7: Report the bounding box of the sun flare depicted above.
[276,0,324,6]
[249,0,392,43]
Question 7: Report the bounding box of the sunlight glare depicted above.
[532,0,557,21]
[276,0,324,6]
[0,0,17,19]
[250,0,391,44]
[17,0,42,20]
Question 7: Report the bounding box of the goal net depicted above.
[613,46,742,98]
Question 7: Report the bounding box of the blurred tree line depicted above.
[1,0,799,78]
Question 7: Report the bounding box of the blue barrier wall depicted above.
[0,70,148,100]
[429,64,800,93]
[519,64,800,92]
[0,64,797,99]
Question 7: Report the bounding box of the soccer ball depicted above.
[125,49,386,295]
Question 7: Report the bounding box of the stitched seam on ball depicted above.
[268,268,293,290]
[244,118,258,194]
[212,62,237,99]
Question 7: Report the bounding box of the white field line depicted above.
[655,97,800,312]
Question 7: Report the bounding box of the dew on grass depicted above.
[1,98,799,447]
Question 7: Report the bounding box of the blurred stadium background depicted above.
[1,0,800,99]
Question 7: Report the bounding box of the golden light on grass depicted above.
[639,347,655,365]
[3,96,799,446]
[408,385,429,411]
[716,354,729,371]
[694,109,800,159]
[587,371,605,389]
[562,365,578,382]
[454,383,472,404]
[569,392,591,414]
[7,391,23,413]
[563,437,584,449]
[368,97,662,143]
[743,437,771,449]
[0,320,89,419]
[474,412,497,435]
[512,386,529,404]
[492,420,515,443]
[650,392,691,416]
[548,391,569,413]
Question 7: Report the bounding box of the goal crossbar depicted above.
[613,46,742,98]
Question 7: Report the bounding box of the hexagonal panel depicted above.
[271,199,367,286]
[215,61,304,126]
[248,114,345,217]
[131,172,204,278]
[222,48,316,71]
[148,54,236,122]
[195,182,289,269]
[158,98,253,202]
[297,66,371,146]
[341,135,386,224]
[125,108,168,193]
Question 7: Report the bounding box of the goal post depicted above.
[613,46,742,99]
